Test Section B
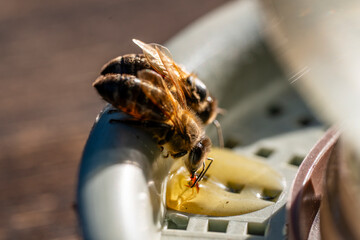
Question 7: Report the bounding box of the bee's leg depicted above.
[157,128,175,145]
[157,129,175,158]
[110,118,139,125]
[162,150,187,159]
[110,118,174,147]
[213,119,224,148]
[107,109,121,114]
[110,118,175,157]
[110,118,171,130]
[171,151,188,159]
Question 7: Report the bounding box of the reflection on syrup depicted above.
[166,148,285,216]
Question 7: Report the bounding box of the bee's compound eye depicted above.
[188,142,205,173]
[194,78,207,101]
[186,76,193,85]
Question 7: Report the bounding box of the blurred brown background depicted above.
[0,1,230,239]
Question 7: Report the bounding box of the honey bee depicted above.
[93,69,213,187]
[101,40,221,123]
[100,39,223,146]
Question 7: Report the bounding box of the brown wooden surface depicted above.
[0,1,229,239]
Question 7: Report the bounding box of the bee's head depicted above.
[187,75,207,102]
[186,75,218,125]
[186,136,212,175]
[198,96,218,125]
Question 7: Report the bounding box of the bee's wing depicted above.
[153,44,188,106]
[133,39,167,75]
[133,39,190,105]
[137,69,185,133]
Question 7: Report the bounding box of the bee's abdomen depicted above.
[100,54,151,76]
[93,74,167,121]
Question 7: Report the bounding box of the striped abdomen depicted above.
[93,73,168,122]
[100,54,151,76]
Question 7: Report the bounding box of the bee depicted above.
[100,39,223,146]
[93,69,213,187]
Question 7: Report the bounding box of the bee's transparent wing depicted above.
[133,39,167,75]
[133,39,189,106]
[153,44,187,106]
[137,69,185,133]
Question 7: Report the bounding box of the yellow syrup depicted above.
[166,148,284,216]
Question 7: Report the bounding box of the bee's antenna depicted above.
[213,119,224,148]
[132,39,145,49]
[216,107,227,116]
[191,157,214,188]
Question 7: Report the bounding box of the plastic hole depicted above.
[257,188,282,202]
[267,104,283,117]
[208,219,229,233]
[247,222,267,236]
[289,155,305,167]
[167,219,188,230]
[297,116,313,127]
[255,148,274,158]
[224,137,242,149]
[226,182,245,194]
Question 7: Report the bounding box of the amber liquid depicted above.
[166,148,284,216]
